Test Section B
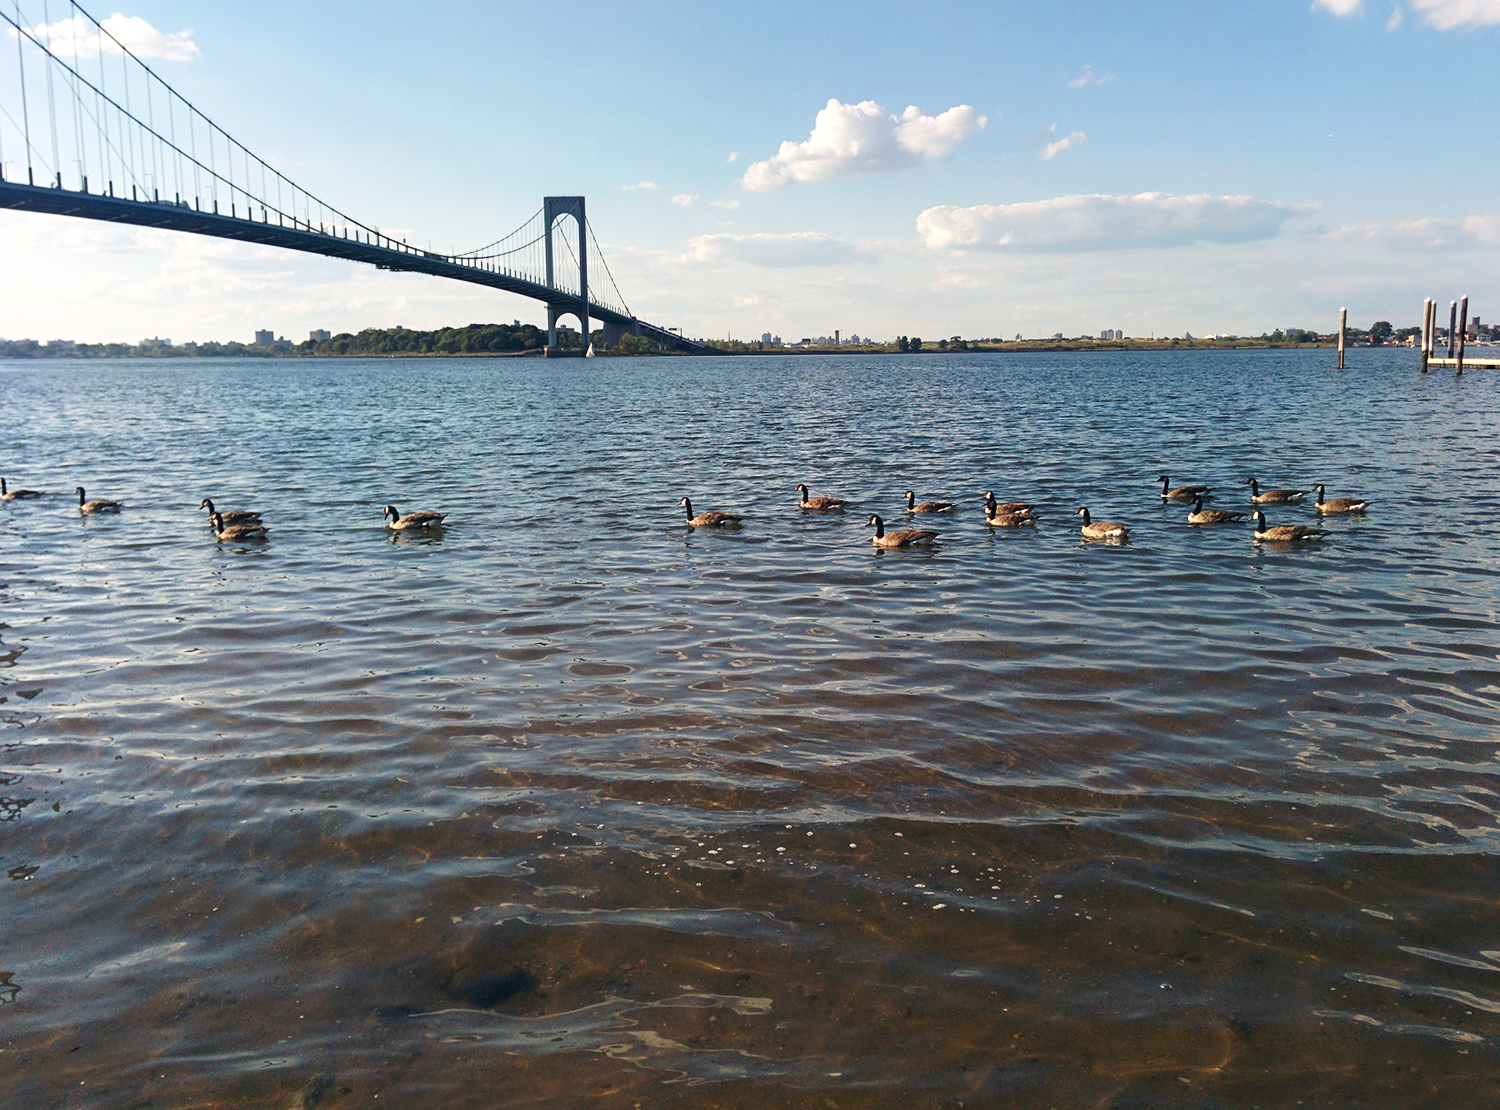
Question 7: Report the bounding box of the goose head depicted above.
[75,486,86,505]
[867,514,885,536]
[1075,507,1091,524]
[383,504,399,522]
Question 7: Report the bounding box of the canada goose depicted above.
[211,512,269,542]
[1312,484,1369,514]
[1,478,42,502]
[985,509,1037,528]
[679,497,741,527]
[75,487,120,514]
[868,514,937,548]
[1251,510,1327,542]
[1187,497,1245,524]
[1076,507,1128,541]
[904,490,954,513]
[795,483,848,511]
[384,504,446,530]
[1159,474,1210,501]
[1245,478,1306,504]
[199,498,262,526]
[983,491,1034,515]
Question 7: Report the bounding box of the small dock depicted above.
[1427,357,1500,370]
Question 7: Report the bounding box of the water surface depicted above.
[2,349,1499,1107]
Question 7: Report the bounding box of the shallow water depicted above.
[2,348,1499,1108]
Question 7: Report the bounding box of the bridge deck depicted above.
[0,180,699,351]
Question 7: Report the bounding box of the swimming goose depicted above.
[1076,507,1128,541]
[1251,510,1327,542]
[1159,475,1210,501]
[1,478,42,501]
[985,508,1037,528]
[384,504,447,530]
[199,498,262,526]
[904,490,954,513]
[868,514,937,548]
[1245,478,1306,504]
[211,512,269,542]
[679,497,741,527]
[1312,484,1369,514]
[1187,497,1245,524]
[983,491,1035,515]
[75,487,120,514]
[795,484,848,511]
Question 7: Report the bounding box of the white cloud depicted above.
[740,99,986,191]
[1387,6,1405,28]
[688,232,879,267]
[1408,0,1500,27]
[618,181,659,191]
[1067,64,1116,88]
[1329,212,1500,246]
[671,194,699,207]
[1317,0,1500,26]
[1041,129,1086,160]
[916,192,1315,252]
[16,13,200,61]
[727,151,740,163]
[709,199,741,210]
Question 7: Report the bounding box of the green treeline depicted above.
[302,322,548,356]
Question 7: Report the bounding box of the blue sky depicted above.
[2,0,1498,343]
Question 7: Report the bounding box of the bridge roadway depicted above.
[0,180,701,352]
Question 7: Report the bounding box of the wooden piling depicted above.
[1337,307,1347,369]
[1448,301,1457,359]
[1420,297,1431,372]
[1457,294,1468,376]
[1429,299,1439,364]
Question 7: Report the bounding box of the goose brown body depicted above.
[384,504,447,530]
[985,509,1037,528]
[1246,478,1306,504]
[200,498,262,526]
[1159,475,1210,501]
[983,491,1034,516]
[868,514,937,548]
[1076,507,1128,541]
[795,484,848,511]
[75,486,120,514]
[1313,484,1369,514]
[1251,510,1327,542]
[904,490,954,513]
[679,497,741,527]
[212,512,269,542]
[1186,497,1245,524]
[1,478,42,501]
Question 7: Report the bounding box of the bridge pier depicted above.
[601,317,643,350]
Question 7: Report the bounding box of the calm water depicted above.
[3,349,1499,1108]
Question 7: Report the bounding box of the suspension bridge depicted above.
[0,3,700,353]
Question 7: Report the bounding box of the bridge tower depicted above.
[543,196,588,355]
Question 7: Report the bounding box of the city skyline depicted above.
[1,0,1498,344]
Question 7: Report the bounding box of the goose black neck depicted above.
[1,479,6,495]
[905,492,915,509]
[1161,476,1171,493]
[1192,497,1203,512]
[201,498,215,514]
[1079,509,1091,525]
[798,487,808,504]
[871,515,884,538]
[77,487,85,506]
[1248,479,1259,496]
[681,498,693,519]
[1314,485,1325,505]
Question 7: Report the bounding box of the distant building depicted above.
[254,329,274,345]
[1052,333,1063,340]
[761,332,774,345]
[140,337,171,347]
[1100,329,1122,340]
[45,339,75,350]
[309,329,330,343]
[834,330,840,345]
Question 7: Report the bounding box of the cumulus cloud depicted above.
[727,151,740,163]
[618,181,659,191]
[916,192,1315,252]
[671,194,699,207]
[687,232,878,268]
[709,199,741,210]
[16,13,200,60]
[1316,0,1500,26]
[1409,0,1500,27]
[1329,212,1500,246]
[1041,129,1086,160]
[740,99,986,191]
[1067,64,1115,88]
